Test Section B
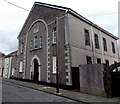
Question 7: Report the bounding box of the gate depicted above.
[104,63,120,97]
[72,67,80,90]
[111,72,120,97]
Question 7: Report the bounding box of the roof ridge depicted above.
[34,2,70,10]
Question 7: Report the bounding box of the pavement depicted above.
[2,78,120,103]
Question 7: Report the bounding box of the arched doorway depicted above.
[33,59,39,81]
[30,55,41,81]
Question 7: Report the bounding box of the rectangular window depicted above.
[40,37,42,48]
[30,40,33,50]
[34,36,38,49]
[111,42,116,53]
[53,56,56,73]
[94,33,99,49]
[19,61,23,72]
[86,56,92,64]
[103,38,107,51]
[53,28,57,44]
[84,29,90,46]
[97,58,101,64]
[12,68,15,76]
[20,42,24,54]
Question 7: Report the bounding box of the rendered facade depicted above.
[3,51,18,78]
[0,52,5,77]
[17,2,119,86]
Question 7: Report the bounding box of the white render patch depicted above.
[33,26,39,34]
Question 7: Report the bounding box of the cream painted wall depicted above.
[67,13,118,67]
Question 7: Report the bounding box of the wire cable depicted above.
[3,0,29,11]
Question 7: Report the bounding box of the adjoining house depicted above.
[17,2,119,88]
[3,51,18,78]
[0,52,5,77]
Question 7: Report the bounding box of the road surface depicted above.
[2,79,80,103]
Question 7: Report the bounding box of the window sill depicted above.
[52,73,57,75]
[52,43,56,46]
[30,48,42,52]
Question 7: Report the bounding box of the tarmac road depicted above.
[2,79,80,103]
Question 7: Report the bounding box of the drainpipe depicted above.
[91,25,96,64]
[99,30,105,63]
[56,17,59,93]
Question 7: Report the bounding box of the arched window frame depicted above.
[94,33,99,49]
[34,36,38,49]
[103,38,107,51]
[111,42,116,53]
[84,29,90,46]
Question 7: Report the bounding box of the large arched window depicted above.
[94,33,99,49]
[103,38,107,51]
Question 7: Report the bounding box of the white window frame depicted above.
[20,42,24,53]
[94,33,99,49]
[84,29,90,46]
[111,42,116,53]
[34,36,38,49]
[19,61,23,72]
[40,37,42,48]
[53,56,56,73]
[30,40,33,50]
[103,37,107,51]
[53,28,57,44]
[12,68,15,76]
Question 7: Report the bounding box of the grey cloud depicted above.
[0,30,18,54]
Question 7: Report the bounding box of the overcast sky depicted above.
[0,0,119,54]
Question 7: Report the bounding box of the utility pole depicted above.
[56,17,59,93]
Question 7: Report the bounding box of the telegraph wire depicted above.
[3,0,29,11]
[3,0,119,17]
